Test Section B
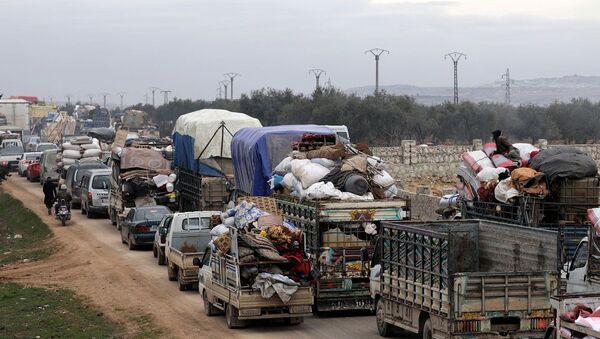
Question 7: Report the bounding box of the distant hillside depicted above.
[345,75,600,106]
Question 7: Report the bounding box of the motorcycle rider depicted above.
[42,178,57,215]
[55,184,71,215]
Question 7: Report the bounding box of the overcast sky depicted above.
[1,0,600,105]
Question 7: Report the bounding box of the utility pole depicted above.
[502,68,513,105]
[148,87,160,107]
[365,48,390,95]
[308,69,326,90]
[65,94,72,105]
[49,96,54,104]
[100,92,109,108]
[88,94,94,105]
[444,52,467,105]
[144,93,149,105]
[224,73,240,99]
[220,80,229,100]
[160,90,172,105]
[117,92,126,109]
[216,87,223,100]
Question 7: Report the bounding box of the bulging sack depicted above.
[462,151,494,173]
[293,161,330,188]
[274,156,293,174]
[373,170,395,187]
[62,149,82,159]
[83,149,102,158]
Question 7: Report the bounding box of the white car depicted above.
[18,152,42,176]
[153,214,173,265]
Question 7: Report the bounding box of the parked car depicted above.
[65,161,108,209]
[26,136,41,152]
[0,146,25,172]
[17,152,42,176]
[27,161,41,181]
[80,168,111,218]
[121,206,172,250]
[40,149,59,185]
[34,143,57,152]
[153,214,173,265]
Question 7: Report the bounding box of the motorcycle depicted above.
[55,199,71,226]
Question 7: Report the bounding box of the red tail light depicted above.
[1,161,8,166]
[87,192,92,200]
[135,225,150,233]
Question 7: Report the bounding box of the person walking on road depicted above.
[43,178,57,215]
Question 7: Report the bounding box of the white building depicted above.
[0,99,30,130]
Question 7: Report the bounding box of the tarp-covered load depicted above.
[529,146,598,183]
[173,109,262,176]
[119,147,171,172]
[230,125,334,196]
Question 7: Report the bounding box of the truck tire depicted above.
[225,304,245,329]
[422,318,432,339]
[376,298,394,337]
[158,249,166,266]
[167,263,177,281]
[178,274,187,291]
[203,291,218,316]
[153,245,158,258]
[110,209,117,225]
[128,234,136,250]
[285,317,303,326]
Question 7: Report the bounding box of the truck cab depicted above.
[165,211,221,291]
[566,237,600,293]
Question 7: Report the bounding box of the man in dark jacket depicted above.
[491,130,521,162]
[43,178,57,215]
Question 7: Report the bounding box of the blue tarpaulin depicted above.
[231,125,334,196]
[173,132,224,177]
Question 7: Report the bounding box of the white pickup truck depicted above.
[165,211,221,291]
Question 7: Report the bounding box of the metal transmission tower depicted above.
[444,52,467,105]
[117,92,126,109]
[100,92,110,108]
[143,93,149,105]
[308,69,326,90]
[220,80,230,100]
[365,48,389,95]
[148,87,160,107]
[224,73,240,100]
[216,87,223,100]
[502,68,514,105]
[88,94,94,104]
[160,90,172,105]
[65,95,72,104]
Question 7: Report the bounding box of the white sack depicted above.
[62,158,76,165]
[81,143,101,150]
[282,173,299,191]
[82,149,101,158]
[62,149,82,159]
[513,143,539,161]
[153,174,170,188]
[274,156,293,174]
[291,160,330,188]
[384,184,398,199]
[210,224,229,237]
[62,143,81,151]
[476,167,508,183]
[373,170,395,187]
[310,158,338,169]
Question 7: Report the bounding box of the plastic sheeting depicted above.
[529,147,598,183]
[231,125,334,196]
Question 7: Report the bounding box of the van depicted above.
[65,161,108,209]
[325,125,350,142]
[40,149,59,185]
[80,168,111,218]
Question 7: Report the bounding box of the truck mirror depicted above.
[192,257,202,268]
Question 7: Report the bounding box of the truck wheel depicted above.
[167,263,177,281]
[178,274,187,291]
[81,204,86,215]
[128,234,136,250]
[110,209,117,225]
[153,245,158,258]
[285,317,303,326]
[422,318,432,339]
[158,249,166,266]
[203,291,218,316]
[376,298,394,337]
[225,304,244,329]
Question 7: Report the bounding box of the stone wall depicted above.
[374,139,600,193]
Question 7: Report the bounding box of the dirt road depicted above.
[0,176,383,338]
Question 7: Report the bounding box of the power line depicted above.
[148,87,160,107]
[365,48,390,95]
[117,92,126,109]
[224,73,240,100]
[308,69,326,90]
[444,52,467,105]
[160,90,172,105]
[502,68,514,105]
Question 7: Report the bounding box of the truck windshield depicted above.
[182,217,210,230]
[36,144,56,152]
[91,175,109,189]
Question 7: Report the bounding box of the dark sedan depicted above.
[121,205,172,250]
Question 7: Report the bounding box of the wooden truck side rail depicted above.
[550,293,600,339]
[169,247,204,285]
